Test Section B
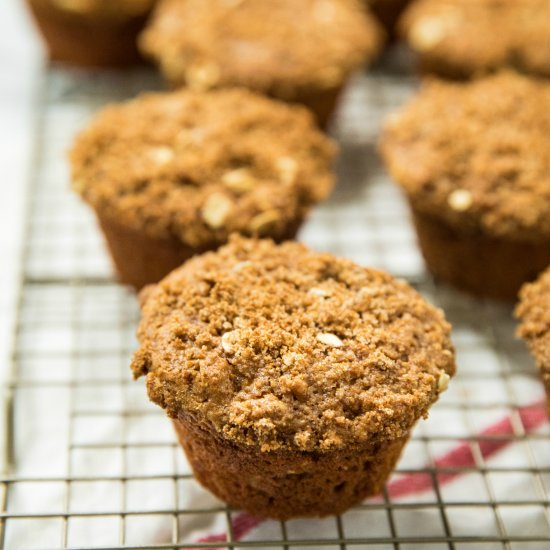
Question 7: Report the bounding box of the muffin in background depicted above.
[70,88,336,290]
[400,0,550,79]
[517,267,550,417]
[26,0,156,67]
[380,72,550,300]
[139,0,384,127]
[131,236,456,519]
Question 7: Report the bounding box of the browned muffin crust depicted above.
[140,0,383,95]
[132,236,455,453]
[516,267,550,416]
[70,88,336,249]
[381,72,550,243]
[400,0,550,78]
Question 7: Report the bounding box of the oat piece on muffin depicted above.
[381,72,550,300]
[131,236,456,519]
[139,0,384,126]
[517,266,550,417]
[26,0,156,67]
[400,0,550,78]
[70,88,336,290]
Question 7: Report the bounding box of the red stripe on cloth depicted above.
[387,400,547,498]
[192,400,547,548]
[191,514,263,544]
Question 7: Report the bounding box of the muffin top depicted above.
[131,236,455,453]
[70,88,336,248]
[517,266,550,384]
[140,0,383,94]
[43,0,155,18]
[381,72,550,242]
[400,0,550,77]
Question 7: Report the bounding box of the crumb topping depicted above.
[517,267,550,390]
[140,0,383,93]
[401,0,550,77]
[70,88,336,247]
[131,236,455,452]
[381,72,550,241]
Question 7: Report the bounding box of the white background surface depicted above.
[0,0,40,381]
[0,1,41,467]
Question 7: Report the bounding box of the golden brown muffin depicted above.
[70,88,336,290]
[131,236,456,519]
[517,266,550,417]
[400,0,550,79]
[380,72,550,300]
[26,0,156,67]
[139,0,384,126]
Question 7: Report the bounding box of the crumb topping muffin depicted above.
[517,266,550,414]
[132,236,455,453]
[140,0,383,95]
[381,72,550,243]
[401,0,550,78]
[71,88,336,250]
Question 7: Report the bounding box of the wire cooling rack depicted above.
[2,55,550,549]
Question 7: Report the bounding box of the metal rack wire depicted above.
[1,58,550,549]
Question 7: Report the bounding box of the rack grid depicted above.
[2,59,550,549]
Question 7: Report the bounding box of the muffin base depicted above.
[97,214,303,291]
[97,215,200,292]
[173,413,408,520]
[413,55,550,81]
[294,86,343,129]
[412,210,550,301]
[26,0,149,67]
[167,79,343,129]
[412,55,488,80]
[370,0,411,40]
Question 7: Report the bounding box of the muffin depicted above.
[400,0,550,79]
[70,88,336,290]
[380,72,550,301]
[516,266,550,417]
[131,236,456,520]
[26,0,156,67]
[139,0,384,127]
[367,0,411,40]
